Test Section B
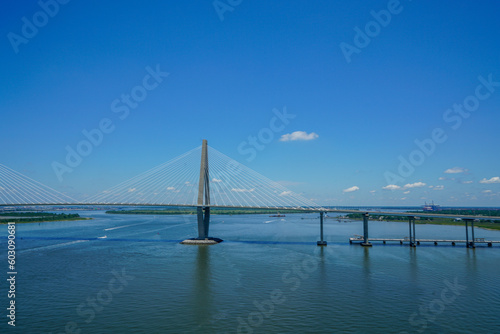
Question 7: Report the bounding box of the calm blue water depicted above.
[1,211,500,333]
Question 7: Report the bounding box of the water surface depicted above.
[1,211,499,333]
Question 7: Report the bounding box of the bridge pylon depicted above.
[181,139,222,245]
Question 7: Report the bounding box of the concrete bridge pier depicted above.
[408,216,416,247]
[317,211,327,246]
[361,213,372,247]
[408,216,413,246]
[471,220,475,248]
[413,218,416,246]
[197,206,210,239]
[465,219,475,248]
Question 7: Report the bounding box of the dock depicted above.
[323,213,500,249]
[349,236,500,247]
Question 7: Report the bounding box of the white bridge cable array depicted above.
[84,145,323,210]
[208,147,322,209]
[0,164,77,205]
[0,145,324,209]
[84,146,202,205]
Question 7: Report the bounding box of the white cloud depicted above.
[434,185,444,190]
[280,131,319,142]
[438,177,446,180]
[479,176,500,184]
[383,184,401,190]
[343,186,359,193]
[166,187,175,191]
[280,191,292,196]
[401,197,407,200]
[444,167,467,174]
[369,190,376,193]
[482,190,492,193]
[231,188,255,193]
[403,191,410,194]
[462,180,473,184]
[212,178,222,183]
[404,182,426,189]
[128,188,136,192]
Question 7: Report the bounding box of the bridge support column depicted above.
[413,218,416,246]
[197,206,211,239]
[465,219,470,248]
[181,139,222,245]
[317,211,327,246]
[465,219,475,248]
[471,220,475,248]
[408,216,414,247]
[361,213,372,247]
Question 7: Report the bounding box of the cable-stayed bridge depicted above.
[0,141,319,209]
[0,140,324,244]
[1,140,499,246]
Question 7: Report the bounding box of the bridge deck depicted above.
[1,203,499,221]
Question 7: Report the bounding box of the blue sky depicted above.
[1,0,499,206]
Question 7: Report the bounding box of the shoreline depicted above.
[0,217,93,225]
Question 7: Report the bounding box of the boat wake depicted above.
[19,240,89,254]
[104,221,151,231]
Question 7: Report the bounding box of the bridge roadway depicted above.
[1,203,500,221]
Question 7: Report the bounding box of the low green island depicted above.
[346,209,500,230]
[0,212,90,224]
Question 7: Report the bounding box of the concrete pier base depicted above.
[317,241,327,246]
[361,242,372,247]
[180,237,223,245]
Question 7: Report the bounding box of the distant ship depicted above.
[269,213,286,217]
[423,201,440,212]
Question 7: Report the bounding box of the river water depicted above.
[1,211,500,333]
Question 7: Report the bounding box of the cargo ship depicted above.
[423,201,441,212]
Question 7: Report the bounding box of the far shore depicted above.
[0,217,93,224]
[0,212,92,224]
[3,209,499,231]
